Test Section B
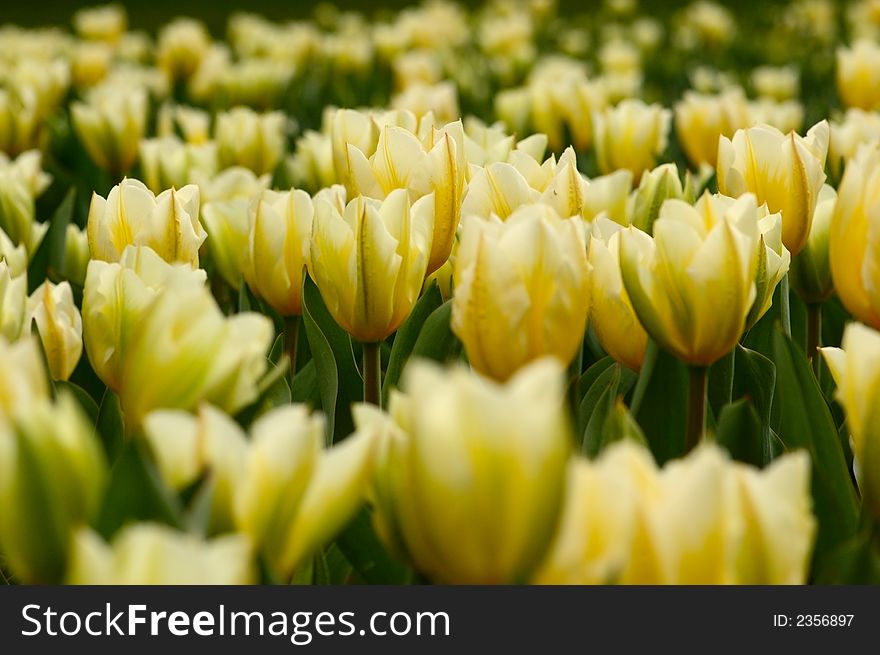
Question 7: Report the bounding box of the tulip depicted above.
[582,170,633,224]
[289,126,337,192]
[368,357,571,584]
[628,163,685,233]
[828,109,880,180]
[452,204,590,381]
[345,119,466,274]
[234,404,376,578]
[73,4,127,42]
[138,136,218,194]
[535,441,814,584]
[194,166,271,204]
[0,149,52,197]
[0,393,106,583]
[0,260,25,341]
[746,98,804,134]
[674,88,750,168]
[829,146,880,329]
[821,323,880,519]
[592,99,671,181]
[118,280,273,427]
[83,245,207,392]
[0,336,50,413]
[143,404,248,534]
[717,120,829,255]
[87,177,205,267]
[60,223,90,287]
[26,281,83,381]
[201,198,250,290]
[309,188,435,344]
[589,219,648,371]
[71,42,113,90]
[68,524,254,584]
[0,91,42,157]
[215,107,287,176]
[330,108,381,192]
[836,39,880,111]
[70,85,148,175]
[751,65,800,101]
[156,18,211,80]
[460,161,540,220]
[747,205,791,329]
[0,222,28,277]
[0,170,46,255]
[391,81,460,123]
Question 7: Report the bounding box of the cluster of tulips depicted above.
[1,0,880,585]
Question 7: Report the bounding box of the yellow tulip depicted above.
[535,441,814,584]
[87,177,205,267]
[747,204,791,329]
[582,169,633,224]
[828,109,880,180]
[0,149,52,196]
[0,393,106,583]
[26,281,83,381]
[73,4,127,43]
[138,136,218,194]
[829,146,880,329]
[391,81,460,123]
[453,204,590,381]
[619,192,760,366]
[791,184,836,304]
[60,223,90,287]
[118,280,273,427]
[746,97,804,134]
[234,404,375,578]
[589,218,648,371]
[242,188,313,315]
[821,323,880,519]
[156,17,211,80]
[346,118,465,274]
[215,107,287,176]
[751,65,800,102]
[71,42,113,90]
[289,129,337,192]
[368,357,571,584]
[0,228,27,278]
[0,90,42,157]
[68,524,254,584]
[592,99,671,181]
[0,336,50,414]
[0,260,25,341]
[717,120,829,255]
[0,169,46,255]
[628,163,685,233]
[674,88,750,168]
[836,39,880,111]
[83,245,207,392]
[461,161,540,220]
[309,189,434,343]
[70,85,147,174]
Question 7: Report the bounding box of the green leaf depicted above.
[382,284,443,403]
[27,188,74,293]
[732,344,777,465]
[95,388,124,463]
[301,275,360,443]
[290,359,321,406]
[577,356,615,399]
[95,439,186,539]
[238,282,256,313]
[771,327,859,564]
[579,364,637,457]
[716,398,764,466]
[634,347,689,464]
[409,299,459,364]
[335,508,411,584]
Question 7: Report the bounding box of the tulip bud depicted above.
[0,150,52,196]
[628,163,685,233]
[215,107,287,176]
[828,109,880,181]
[368,357,571,584]
[589,219,648,371]
[157,18,211,80]
[330,109,380,191]
[674,88,750,168]
[138,136,218,194]
[0,170,46,255]
[836,39,880,111]
[68,524,254,584]
[60,223,90,287]
[391,81,460,124]
[241,188,313,315]
[26,281,83,381]
[717,120,829,255]
[289,129,337,192]
[535,441,814,584]
[821,323,880,519]
[0,336,50,413]
[830,146,880,329]
[143,404,248,534]
[71,85,147,175]
[746,205,791,329]
[309,189,434,343]
[71,42,113,89]
[791,184,836,304]
[461,161,539,220]
[619,193,760,366]
[453,204,590,381]
[0,91,41,157]
[0,227,28,278]
[73,4,128,43]
[592,99,671,181]
[234,405,375,578]
[0,393,106,583]
[582,170,633,224]
[746,98,804,134]
[119,281,272,427]
[202,198,250,290]
[0,260,25,341]
[88,177,205,267]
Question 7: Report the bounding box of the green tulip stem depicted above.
[807,303,822,379]
[685,365,709,452]
[780,273,792,338]
[363,342,381,407]
[285,315,300,386]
